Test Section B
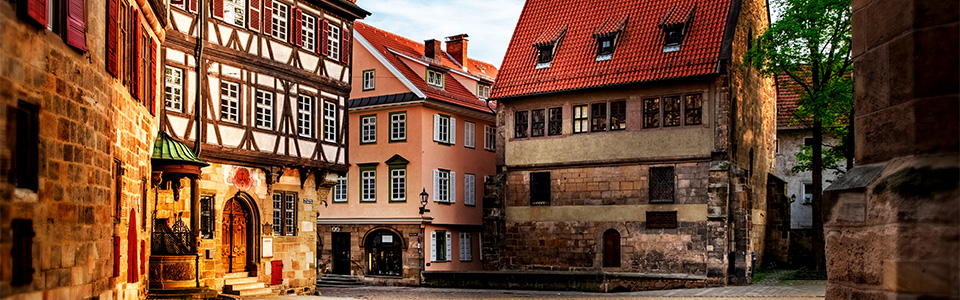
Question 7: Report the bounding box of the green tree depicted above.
[745,0,853,271]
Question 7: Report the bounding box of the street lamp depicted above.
[418,188,429,285]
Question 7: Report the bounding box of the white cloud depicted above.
[356,0,525,68]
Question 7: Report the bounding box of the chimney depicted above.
[446,34,469,70]
[424,39,442,62]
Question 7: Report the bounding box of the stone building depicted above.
[153,0,367,296]
[485,0,776,290]
[315,22,498,286]
[823,0,958,299]
[1,0,166,297]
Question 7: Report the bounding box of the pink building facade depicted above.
[316,22,497,286]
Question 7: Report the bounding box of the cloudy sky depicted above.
[356,0,526,68]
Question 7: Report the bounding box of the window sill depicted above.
[389,139,406,143]
[535,62,551,69]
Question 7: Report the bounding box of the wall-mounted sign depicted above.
[303,198,313,204]
[382,235,393,243]
[262,238,273,257]
[332,226,342,232]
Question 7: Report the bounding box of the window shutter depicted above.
[465,174,474,206]
[449,117,457,145]
[320,19,329,56]
[248,0,260,31]
[212,0,223,19]
[433,114,441,142]
[140,240,145,274]
[292,8,302,47]
[113,236,121,277]
[430,232,437,262]
[65,0,87,51]
[149,39,157,115]
[450,171,456,204]
[131,11,141,100]
[262,0,272,36]
[445,232,452,261]
[105,0,118,76]
[25,0,47,26]
[433,169,440,203]
[188,0,196,13]
[459,233,465,261]
[340,25,350,63]
[466,233,472,261]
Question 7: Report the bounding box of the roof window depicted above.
[660,3,696,52]
[533,25,567,69]
[593,15,628,61]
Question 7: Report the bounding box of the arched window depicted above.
[603,229,621,268]
[366,229,402,276]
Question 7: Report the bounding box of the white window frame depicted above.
[464,121,476,148]
[427,69,444,88]
[464,173,476,206]
[297,94,313,138]
[164,66,184,112]
[302,13,316,52]
[361,115,376,143]
[477,84,490,100]
[255,89,274,130]
[390,112,406,141]
[327,24,340,60]
[362,69,375,90]
[271,1,288,42]
[223,0,245,27]
[361,170,376,202]
[323,101,337,142]
[220,81,240,123]
[484,125,496,151]
[433,169,456,204]
[333,175,347,202]
[433,114,456,144]
[390,168,405,202]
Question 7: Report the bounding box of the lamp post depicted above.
[418,188,429,285]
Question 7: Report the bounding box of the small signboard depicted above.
[646,211,678,229]
[303,198,313,204]
[382,235,393,243]
[262,238,273,257]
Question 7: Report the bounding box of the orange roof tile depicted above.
[491,0,734,100]
[594,14,629,37]
[776,74,803,129]
[354,22,498,112]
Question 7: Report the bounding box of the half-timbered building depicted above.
[156,0,367,296]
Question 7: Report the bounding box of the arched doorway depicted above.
[603,229,621,268]
[365,229,402,276]
[222,197,252,273]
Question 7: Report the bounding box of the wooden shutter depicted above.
[340,25,349,63]
[433,169,440,203]
[128,209,138,283]
[449,117,456,145]
[433,114,441,142]
[140,240,145,275]
[292,8,302,47]
[429,232,437,262]
[131,11,141,100]
[320,18,329,56]
[465,233,472,261]
[188,0,196,13]
[262,0,272,36]
[450,171,456,203]
[10,219,35,286]
[459,233,465,261]
[149,39,157,115]
[212,0,223,19]
[105,0,118,76]
[65,0,87,51]
[444,232,452,261]
[25,0,47,26]
[113,236,121,277]
[248,0,260,31]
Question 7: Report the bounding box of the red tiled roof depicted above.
[662,2,697,26]
[353,22,498,112]
[491,0,733,100]
[776,73,803,129]
[594,14,629,37]
[533,25,568,46]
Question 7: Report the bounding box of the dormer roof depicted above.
[492,0,737,100]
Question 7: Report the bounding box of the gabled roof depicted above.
[492,0,735,100]
[776,74,803,130]
[353,22,498,113]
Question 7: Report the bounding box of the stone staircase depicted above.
[223,272,273,297]
[316,274,363,287]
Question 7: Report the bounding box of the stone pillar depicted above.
[824,0,958,299]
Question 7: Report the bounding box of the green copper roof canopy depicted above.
[151,131,209,167]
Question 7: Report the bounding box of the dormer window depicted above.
[427,69,444,88]
[477,83,491,100]
[663,24,685,51]
[660,3,695,52]
[594,15,628,61]
[595,35,618,61]
[533,25,567,69]
[536,44,556,67]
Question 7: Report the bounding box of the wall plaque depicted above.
[262,238,273,257]
[646,211,678,229]
[303,198,313,204]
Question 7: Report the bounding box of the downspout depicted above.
[193,0,205,155]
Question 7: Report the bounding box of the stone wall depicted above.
[316,223,420,286]
[0,0,161,298]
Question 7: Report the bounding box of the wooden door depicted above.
[332,232,351,275]
[603,229,621,268]
[222,198,248,273]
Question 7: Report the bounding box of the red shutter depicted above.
[248,0,260,31]
[340,25,349,64]
[132,11,141,100]
[150,39,157,115]
[212,0,223,19]
[262,0,272,36]
[140,240,145,275]
[105,0,118,76]
[188,0,196,13]
[127,209,138,283]
[320,18,329,57]
[292,8,302,47]
[112,236,121,277]
[65,0,87,51]
[26,0,47,27]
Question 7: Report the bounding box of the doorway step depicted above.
[223,272,273,296]
[317,274,363,287]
